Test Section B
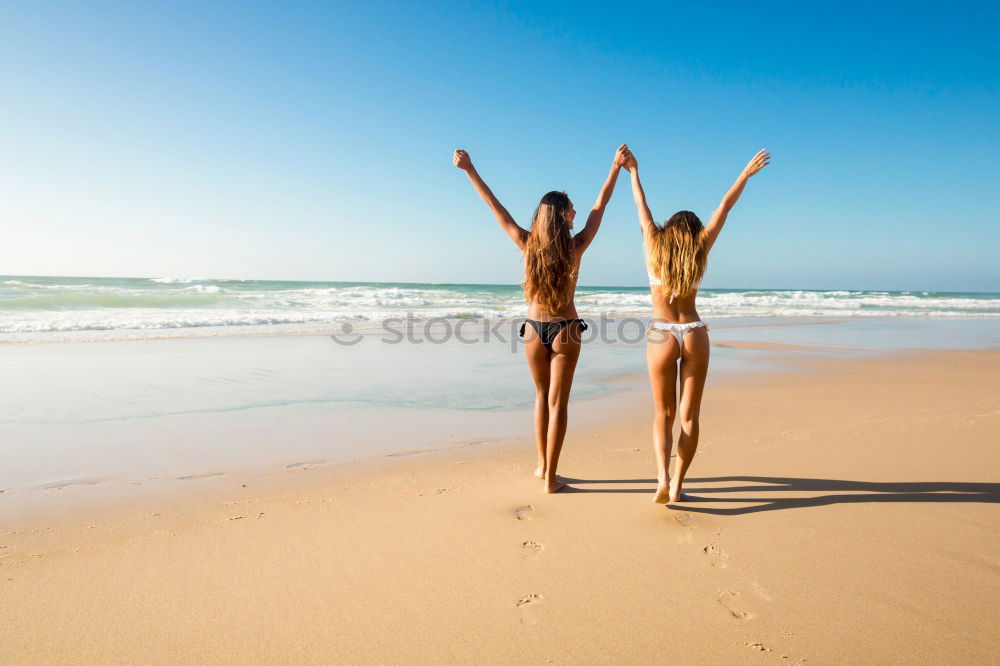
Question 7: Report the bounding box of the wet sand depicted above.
[1,348,998,663]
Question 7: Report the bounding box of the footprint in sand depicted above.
[43,478,107,490]
[521,541,544,559]
[516,593,543,625]
[514,505,534,521]
[286,460,326,470]
[173,472,225,481]
[673,513,697,529]
[718,590,752,620]
[704,543,729,568]
[751,581,773,601]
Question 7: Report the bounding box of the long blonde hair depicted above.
[523,191,576,314]
[646,210,708,298]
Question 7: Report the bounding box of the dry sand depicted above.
[2,349,998,664]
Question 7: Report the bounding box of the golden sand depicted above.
[2,350,998,664]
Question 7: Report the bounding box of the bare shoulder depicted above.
[700,226,718,253]
[641,224,657,245]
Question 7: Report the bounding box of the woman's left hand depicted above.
[453,149,473,171]
[742,149,771,178]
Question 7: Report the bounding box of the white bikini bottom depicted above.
[649,320,708,347]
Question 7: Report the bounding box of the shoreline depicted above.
[3,327,997,518]
[3,313,999,346]
[2,347,998,662]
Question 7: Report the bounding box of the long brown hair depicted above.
[523,191,576,314]
[646,210,709,298]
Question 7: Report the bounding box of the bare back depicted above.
[524,245,583,321]
[648,285,701,324]
[644,229,705,324]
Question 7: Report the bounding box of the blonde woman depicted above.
[625,149,771,503]
[454,145,630,492]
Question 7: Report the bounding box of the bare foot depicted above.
[534,466,546,479]
[653,483,670,504]
[668,477,683,503]
[545,479,567,493]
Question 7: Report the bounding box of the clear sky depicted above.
[1,1,998,290]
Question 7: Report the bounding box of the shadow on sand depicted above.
[560,476,1000,515]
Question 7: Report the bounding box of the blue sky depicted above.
[1,1,997,290]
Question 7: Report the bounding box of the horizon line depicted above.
[1,274,997,295]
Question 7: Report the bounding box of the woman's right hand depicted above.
[624,149,638,172]
[613,144,631,168]
[453,149,473,171]
[741,149,771,178]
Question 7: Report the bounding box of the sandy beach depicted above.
[2,346,997,664]
[4,0,998,662]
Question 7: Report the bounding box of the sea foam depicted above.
[1,276,997,342]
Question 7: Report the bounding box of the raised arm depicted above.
[574,144,630,253]
[623,151,655,237]
[453,149,528,249]
[704,149,771,251]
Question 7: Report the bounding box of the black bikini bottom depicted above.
[519,319,588,353]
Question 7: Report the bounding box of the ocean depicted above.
[2,275,999,343]
[2,274,999,500]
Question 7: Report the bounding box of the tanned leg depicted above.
[523,328,552,479]
[670,327,710,503]
[544,324,582,493]
[647,329,681,503]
